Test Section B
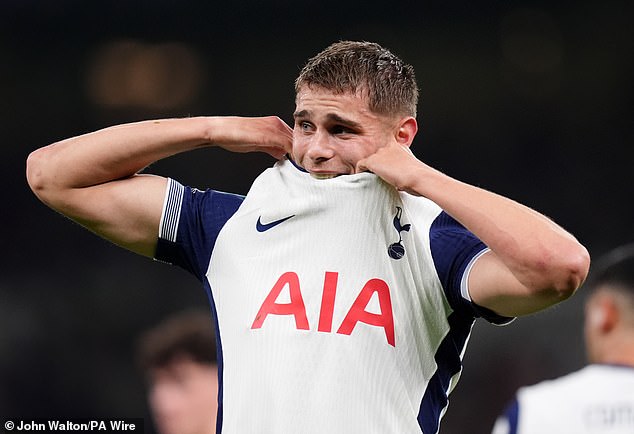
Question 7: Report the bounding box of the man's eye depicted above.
[332,125,351,135]
[300,122,312,131]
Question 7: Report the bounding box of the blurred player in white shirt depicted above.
[492,244,634,434]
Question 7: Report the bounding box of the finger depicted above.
[269,129,292,154]
[282,135,293,154]
[356,158,370,173]
[283,132,294,154]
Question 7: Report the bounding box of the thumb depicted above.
[356,157,371,173]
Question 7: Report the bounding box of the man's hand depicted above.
[356,141,426,196]
[208,116,293,160]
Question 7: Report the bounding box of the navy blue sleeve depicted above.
[504,399,520,434]
[155,181,244,281]
[429,211,513,324]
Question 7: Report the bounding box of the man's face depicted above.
[292,86,397,177]
[148,355,218,434]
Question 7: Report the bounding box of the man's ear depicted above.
[588,294,619,333]
[587,302,607,331]
[395,117,418,147]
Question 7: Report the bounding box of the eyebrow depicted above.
[293,110,362,129]
[293,109,309,119]
[326,113,362,129]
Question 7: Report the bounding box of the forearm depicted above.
[409,164,589,295]
[26,117,213,193]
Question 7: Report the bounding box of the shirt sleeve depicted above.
[491,399,520,434]
[154,178,245,281]
[429,211,514,325]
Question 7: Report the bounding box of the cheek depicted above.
[345,140,379,163]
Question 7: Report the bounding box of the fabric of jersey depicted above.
[155,158,510,434]
[491,364,634,434]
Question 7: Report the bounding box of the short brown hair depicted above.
[295,41,419,117]
[136,309,217,371]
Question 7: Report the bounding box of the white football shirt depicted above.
[156,158,510,434]
[492,364,634,434]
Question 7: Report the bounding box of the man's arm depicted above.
[357,139,590,317]
[26,116,292,258]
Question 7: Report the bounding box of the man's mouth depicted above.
[309,172,339,180]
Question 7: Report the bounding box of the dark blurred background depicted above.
[1,0,632,432]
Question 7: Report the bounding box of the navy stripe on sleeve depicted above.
[155,180,244,280]
[159,179,184,242]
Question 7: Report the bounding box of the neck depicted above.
[593,342,634,367]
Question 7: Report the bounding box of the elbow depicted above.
[26,146,59,205]
[26,148,46,195]
[533,242,591,302]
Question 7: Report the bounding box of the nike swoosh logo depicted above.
[256,215,295,232]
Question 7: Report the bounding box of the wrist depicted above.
[406,164,450,197]
[200,116,224,147]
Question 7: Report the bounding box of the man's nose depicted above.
[305,131,335,162]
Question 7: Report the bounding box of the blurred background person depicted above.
[137,309,218,434]
[491,243,634,434]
